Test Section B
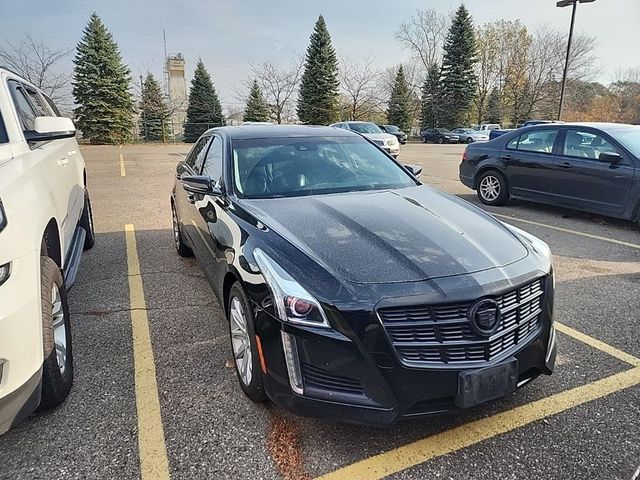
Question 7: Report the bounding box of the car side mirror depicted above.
[24,116,76,142]
[599,152,622,164]
[181,175,223,196]
[404,164,423,177]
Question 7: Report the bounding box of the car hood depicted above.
[240,186,529,284]
[361,133,396,142]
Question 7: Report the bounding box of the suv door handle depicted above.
[558,162,573,169]
[500,154,512,160]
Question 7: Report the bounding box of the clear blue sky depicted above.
[1,0,637,111]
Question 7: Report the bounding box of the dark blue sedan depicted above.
[459,123,640,225]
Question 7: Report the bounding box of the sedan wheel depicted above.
[438,137,444,144]
[467,137,473,144]
[171,201,193,257]
[230,296,252,387]
[227,282,267,402]
[477,170,509,206]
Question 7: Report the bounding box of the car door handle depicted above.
[500,154,511,160]
[57,157,69,166]
[187,193,196,204]
[558,162,573,169]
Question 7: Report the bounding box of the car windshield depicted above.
[383,125,400,132]
[232,136,416,199]
[609,126,640,157]
[349,123,383,134]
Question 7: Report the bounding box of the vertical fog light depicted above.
[281,331,304,395]
[0,263,10,286]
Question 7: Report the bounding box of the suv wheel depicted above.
[477,170,509,206]
[79,190,95,250]
[39,256,73,408]
[171,201,193,257]
[227,282,267,403]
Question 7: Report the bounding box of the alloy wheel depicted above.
[229,296,253,386]
[51,284,67,374]
[479,175,501,202]
[171,204,180,248]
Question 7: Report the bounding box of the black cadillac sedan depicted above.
[459,122,640,225]
[171,125,556,426]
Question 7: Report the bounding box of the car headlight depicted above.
[253,248,330,328]
[0,200,6,232]
[502,222,553,268]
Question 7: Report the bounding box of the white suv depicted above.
[0,67,94,434]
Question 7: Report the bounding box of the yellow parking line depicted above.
[493,214,640,250]
[125,224,170,480]
[556,322,640,367]
[120,153,126,177]
[317,367,640,480]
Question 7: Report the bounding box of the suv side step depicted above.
[63,226,86,291]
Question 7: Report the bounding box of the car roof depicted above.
[522,122,637,133]
[205,124,360,140]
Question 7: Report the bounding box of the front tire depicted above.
[79,190,95,250]
[438,137,444,144]
[227,282,267,403]
[39,256,73,408]
[477,170,509,206]
[467,137,473,144]
[171,201,193,257]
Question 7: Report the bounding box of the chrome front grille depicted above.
[378,278,545,366]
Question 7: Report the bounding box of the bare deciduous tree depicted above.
[0,34,72,107]
[395,9,449,71]
[339,55,383,120]
[248,57,304,124]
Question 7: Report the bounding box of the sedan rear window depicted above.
[232,136,416,198]
[507,130,558,154]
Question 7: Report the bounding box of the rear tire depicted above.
[79,190,95,250]
[477,170,509,206]
[39,256,73,408]
[227,282,267,403]
[438,137,444,144]
[467,137,473,144]
[171,201,193,257]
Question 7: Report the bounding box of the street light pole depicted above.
[556,0,595,121]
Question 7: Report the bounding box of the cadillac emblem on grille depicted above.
[468,299,501,337]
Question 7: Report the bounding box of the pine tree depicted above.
[243,80,271,122]
[139,73,170,141]
[297,15,340,125]
[386,65,413,133]
[421,63,442,130]
[73,13,135,144]
[439,4,477,128]
[184,60,224,143]
[486,87,503,124]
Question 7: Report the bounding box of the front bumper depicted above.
[255,273,555,426]
[382,145,401,157]
[0,250,44,433]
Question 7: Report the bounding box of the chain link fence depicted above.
[133,120,225,143]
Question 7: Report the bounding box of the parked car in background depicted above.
[0,67,95,434]
[421,128,459,144]
[331,121,400,157]
[519,120,561,128]
[378,124,408,144]
[489,128,514,140]
[459,122,640,225]
[452,128,489,143]
[475,123,502,133]
[171,124,555,426]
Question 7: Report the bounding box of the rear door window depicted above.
[563,130,617,161]
[507,129,558,154]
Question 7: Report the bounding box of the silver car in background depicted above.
[331,121,400,158]
[452,128,490,144]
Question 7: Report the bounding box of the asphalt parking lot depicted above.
[0,142,639,480]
